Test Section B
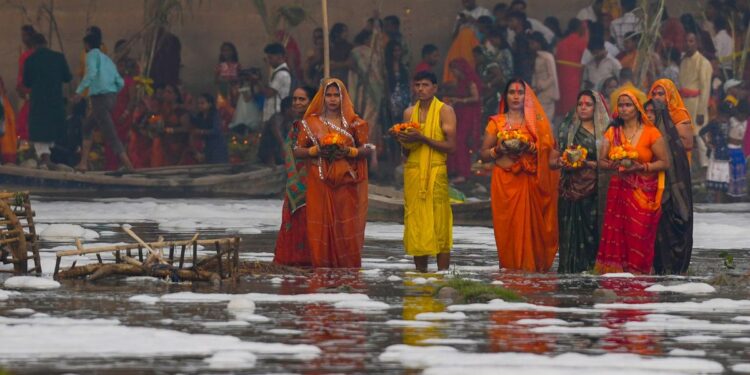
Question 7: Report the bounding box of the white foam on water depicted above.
[734,364,750,373]
[673,335,723,343]
[387,275,403,281]
[267,329,303,335]
[669,349,706,357]
[624,314,750,332]
[230,313,272,323]
[693,211,750,249]
[39,224,99,241]
[6,308,35,316]
[414,312,467,321]
[3,276,60,290]
[529,326,611,336]
[333,300,391,312]
[379,345,724,373]
[419,338,478,345]
[147,292,372,304]
[201,321,252,328]
[732,316,750,323]
[600,273,635,278]
[515,318,574,326]
[448,299,599,314]
[595,299,750,313]
[732,337,750,343]
[645,283,716,294]
[128,295,159,305]
[125,276,168,284]
[227,297,256,314]
[204,350,257,369]
[0,289,20,301]
[384,320,436,328]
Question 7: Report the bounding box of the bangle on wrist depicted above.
[644,162,650,172]
[348,147,359,157]
[308,145,319,157]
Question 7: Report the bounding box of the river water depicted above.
[1,197,750,374]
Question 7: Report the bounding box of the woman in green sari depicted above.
[550,90,611,273]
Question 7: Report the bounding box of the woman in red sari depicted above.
[479,78,559,272]
[293,79,372,268]
[273,86,316,267]
[555,19,589,117]
[444,58,482,183]
[595,91,670,274]
[15,25,36,141]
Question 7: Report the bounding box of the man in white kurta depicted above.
[678,33,712,167]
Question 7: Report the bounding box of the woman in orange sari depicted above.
[294,79,372,268]
[595,91,670,274]
[0,77,18,163]
[479,78,559,272]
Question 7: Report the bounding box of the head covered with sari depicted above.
[497,78,551,142]
[612,90,656,129]
[564,90,611,146]
[648,79,691,125]
[304,78,359,125]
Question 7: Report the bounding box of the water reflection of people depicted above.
[301,269,366,374]
[479,79,559,272]
[402,280,445,346]
[294,79,372,268]
[598,277,663,356]
[489,274,557,353]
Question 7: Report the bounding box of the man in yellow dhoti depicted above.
[397,71,457,273]
[678,33,712,167]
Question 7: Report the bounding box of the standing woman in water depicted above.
[273,86,317,267]
[293,79,373,268]
[595,91,670,274]
[550,90,610,273]
[479,78,559,272]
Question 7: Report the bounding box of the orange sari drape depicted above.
[487,82,559,272]
[298,79,369,268]
[648,78,692,159]
[443,27,480,84]
[1,94,18,164]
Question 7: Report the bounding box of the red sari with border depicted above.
[297,79,369,268]
[595,91,665,274]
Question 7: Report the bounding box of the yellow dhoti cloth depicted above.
[403,97,453,256]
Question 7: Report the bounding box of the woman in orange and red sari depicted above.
[293,79,372,268]
[594,91,670,274]
[273,86,316,267]
[479,78,559,272]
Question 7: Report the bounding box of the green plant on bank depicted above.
[719,251,736,269]
[437,274,523,304]
[252,0,308,39]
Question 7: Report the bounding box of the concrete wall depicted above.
[0,0,702,107]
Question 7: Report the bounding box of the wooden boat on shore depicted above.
[0,163,285,197]
[367,185,492,227]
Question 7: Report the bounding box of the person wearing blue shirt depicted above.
[73,33,134,172]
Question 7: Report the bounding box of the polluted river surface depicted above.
[1,197,750,374]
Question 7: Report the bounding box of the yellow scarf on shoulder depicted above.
[408,97,444,199]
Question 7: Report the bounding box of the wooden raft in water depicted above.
[0,192,41,275]
[54,236,241,283]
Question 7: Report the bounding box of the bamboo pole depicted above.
[55,238,240,257]
[322,0,330,78]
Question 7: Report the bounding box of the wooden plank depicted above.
[54,238,241,257]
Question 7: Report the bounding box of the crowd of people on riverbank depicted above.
[1,1,750,273]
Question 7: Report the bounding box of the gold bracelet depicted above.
[348,147,359,158]
[308,146,319,157]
